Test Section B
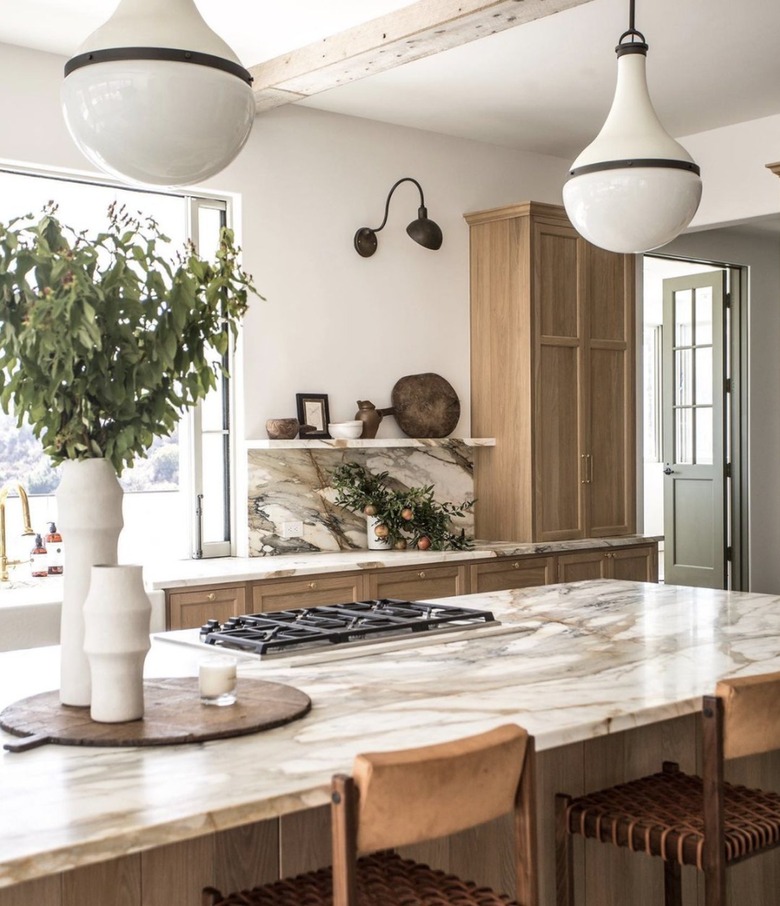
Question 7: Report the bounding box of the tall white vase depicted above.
[83,565,151,723]
[56,458,124,707]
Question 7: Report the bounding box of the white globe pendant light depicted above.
[563,0,702,254]
[61,0,256,187]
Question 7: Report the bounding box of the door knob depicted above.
[663,467,675,475]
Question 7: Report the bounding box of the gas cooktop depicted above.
[199,599,498,657]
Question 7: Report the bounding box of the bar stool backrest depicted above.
[350,723,529,853]
[715,670,780,760]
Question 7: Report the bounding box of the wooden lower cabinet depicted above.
[557,544,657,583]
[164,543,659,629]
[366,563,468,601]
[250,572,364,612]
[167,583,247,630]
[470,556,556,593]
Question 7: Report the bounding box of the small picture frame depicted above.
[296,393,331,438]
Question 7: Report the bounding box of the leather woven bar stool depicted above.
[555,671,780,906]
[204,723,538,906]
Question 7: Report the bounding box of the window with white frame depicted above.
[0,168,237,568]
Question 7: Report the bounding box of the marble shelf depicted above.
[245,437,496,450]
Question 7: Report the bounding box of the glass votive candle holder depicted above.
[199,655,238,706]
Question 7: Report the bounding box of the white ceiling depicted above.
[1,0,779,165]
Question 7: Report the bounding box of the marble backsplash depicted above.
[246,440,478,556]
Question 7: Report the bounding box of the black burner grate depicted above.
[199,599,497,656]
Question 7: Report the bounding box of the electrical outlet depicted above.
[281,521,303,538]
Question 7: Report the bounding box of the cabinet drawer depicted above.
[470,556,556,593]
[611,545,658,582]
[557,545,659,583]
[557,550,608,583]
[167,583,247,630]
[366,564,467,601]
[251,572,365,612]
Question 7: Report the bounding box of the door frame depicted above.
[641,254,749,591]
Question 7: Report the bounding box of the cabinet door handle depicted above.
[418,571,426,579]
[581,454,593,484]
[206,592,216,602]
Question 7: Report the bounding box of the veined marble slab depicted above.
[139,536,659,590]
[247,439,477,555]
[2,579,780,888]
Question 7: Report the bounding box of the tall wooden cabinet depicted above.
[466,201,636,542]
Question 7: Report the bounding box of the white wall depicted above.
[214,105,570,439]
[683,114,780,231]
[661,227,780,594]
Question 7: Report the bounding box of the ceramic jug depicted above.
[354,401,383,439]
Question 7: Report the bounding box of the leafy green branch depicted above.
[0,203,261,473]
[330,462,474,550]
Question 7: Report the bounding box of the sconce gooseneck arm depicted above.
[367,177,426,234]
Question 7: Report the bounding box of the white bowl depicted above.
[328,422,363,439]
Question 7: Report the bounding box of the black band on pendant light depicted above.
[354,177,443,257]
[64,47,253,84]
[570,158,701,178]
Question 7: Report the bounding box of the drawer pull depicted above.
[206,592,216,602]
[512,561,520,569]
[308,581,317,589]
[418,571,426,579]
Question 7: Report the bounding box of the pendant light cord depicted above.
[618,0,646,47]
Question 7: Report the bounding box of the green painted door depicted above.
[662,272,727,588]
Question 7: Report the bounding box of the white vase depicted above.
[56,458,124,707]
[366,515,391,550]
[83,564,151,723]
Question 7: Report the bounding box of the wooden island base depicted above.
[5,713,780,906]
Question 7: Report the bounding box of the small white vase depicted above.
[366,515,391,551]
[83,564,151,723]
[56,459,124,707]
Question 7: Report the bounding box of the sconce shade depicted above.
[563,14,702,253]
[61,0,255,187]
[355,178,443,257]
[406,206,443,250]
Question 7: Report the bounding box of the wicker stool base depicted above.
[205,850,517,906]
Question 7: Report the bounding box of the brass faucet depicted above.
[0,483,35,582]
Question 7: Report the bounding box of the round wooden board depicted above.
[391,372,461,437]
[0,677,311,751]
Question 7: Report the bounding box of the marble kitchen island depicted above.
[2,579,780,906]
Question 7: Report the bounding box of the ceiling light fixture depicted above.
[354,177,443,257]
[562,0,702,254]
[61,0,256,187]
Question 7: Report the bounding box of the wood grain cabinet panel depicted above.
[470,556,556,593]
[250,572,365,612]
[366,564,467,601]
[167,583,247,630]
[557,545,658,584]
[465,202,635,543]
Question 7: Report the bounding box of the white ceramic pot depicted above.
[366,515,391,551]
[56,459,124,707]
[83,564,151,723]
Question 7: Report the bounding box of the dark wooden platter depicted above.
[0,677,311,753]
[391,372,461,437]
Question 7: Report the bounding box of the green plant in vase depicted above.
[330,462,475,551]
[0,202,260,707]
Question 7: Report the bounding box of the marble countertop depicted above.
[0,578,777,889]
[143,534,660,590]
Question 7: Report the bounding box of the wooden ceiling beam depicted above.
[249,0,596,112]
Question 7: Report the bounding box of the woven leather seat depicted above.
[205,850,518,906]
[205,724,538,906]
[556,671,780,906]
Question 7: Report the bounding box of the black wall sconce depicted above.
[354,177,443,257]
